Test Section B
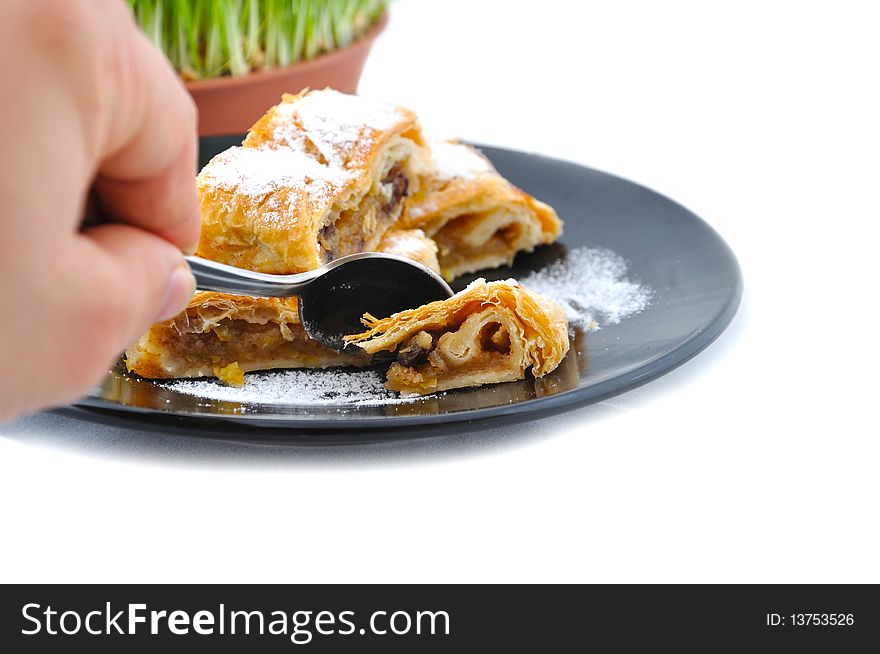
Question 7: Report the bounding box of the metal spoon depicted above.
[184,253,454,351]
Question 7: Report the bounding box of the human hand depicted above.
[0,0,200,419]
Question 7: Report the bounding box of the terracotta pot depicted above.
[186,12,387,136]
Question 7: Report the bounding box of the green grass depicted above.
[128,0,387,80]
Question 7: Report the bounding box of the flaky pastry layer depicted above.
[345,279,570,395]
[399,142,563,280]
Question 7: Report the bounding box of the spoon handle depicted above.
[184,256,311,297]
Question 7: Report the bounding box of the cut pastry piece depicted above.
[399,141,563,280]
[375,228,440,274]
[197,89,432,274]
[125,292,369,383]
[126,228,438,384]
[345,279,570,395]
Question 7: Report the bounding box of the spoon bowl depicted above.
[297,255,454,350]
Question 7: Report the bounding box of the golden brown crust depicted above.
[399,142,563,280]
[196,146,344,273]
[345,279,570,394]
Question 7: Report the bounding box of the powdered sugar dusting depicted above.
[166,369,421,407]
[519,247,652,329]
[198,90,409,229]
[272,90,404,167]
[200,146,352,205]
[431,141,494,180]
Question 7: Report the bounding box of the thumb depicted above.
[32,223,196,411]
[80,223,197,345]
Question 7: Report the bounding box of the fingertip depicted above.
[156,263,197,322]
[76,223,193,342]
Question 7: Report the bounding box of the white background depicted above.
[1,0,878,583]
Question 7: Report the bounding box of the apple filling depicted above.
[318,164,410,262]
[432,208,540,278]
[125,296,369,383]
[383,312,523,394]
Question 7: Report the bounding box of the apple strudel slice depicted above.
[345,279,570,395]
[399,141,563,280]
[124,293,370,384]
[197,90,432,274]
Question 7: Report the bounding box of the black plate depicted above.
[67,138,741,440]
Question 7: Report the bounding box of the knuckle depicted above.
[22,0,99,52]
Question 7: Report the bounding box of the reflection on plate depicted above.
[95,327,589,420]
